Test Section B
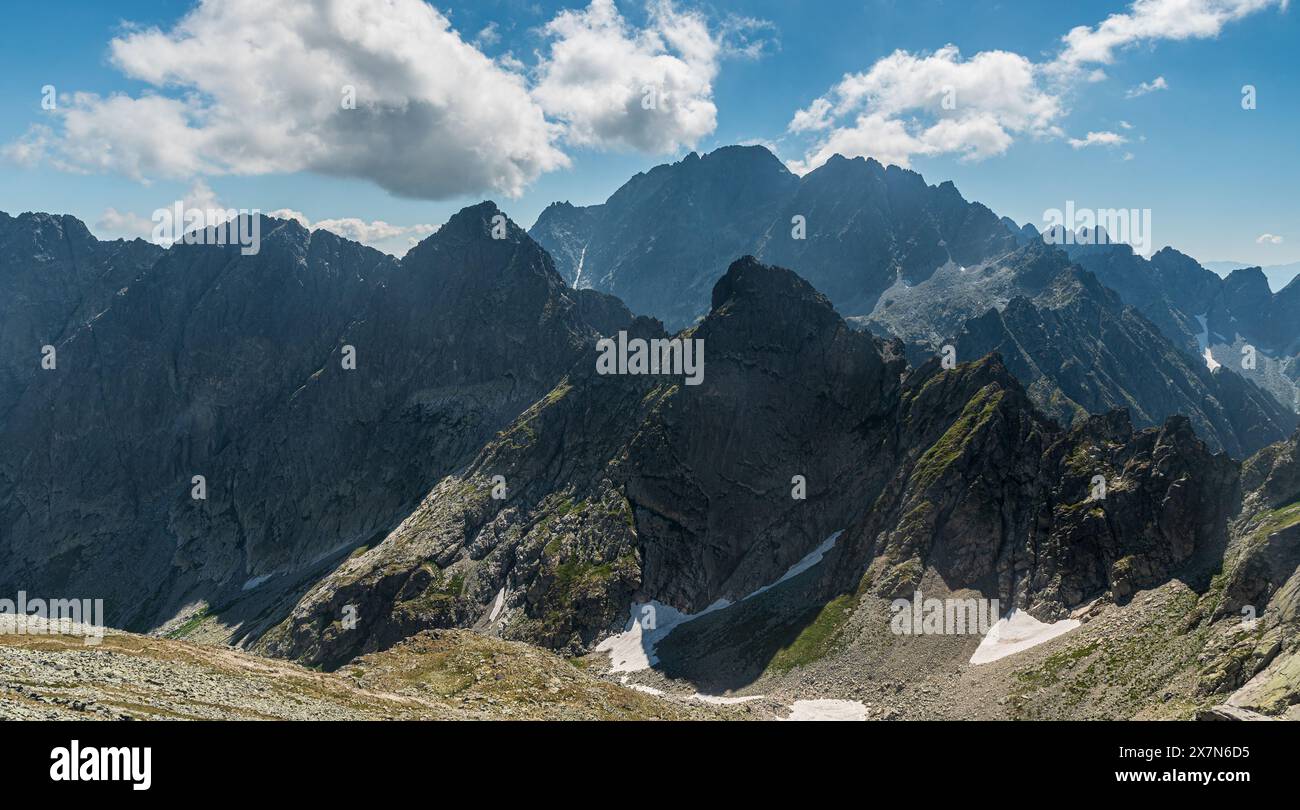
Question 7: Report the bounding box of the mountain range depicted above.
[532,146,1298,458]
[2,146,1298,720]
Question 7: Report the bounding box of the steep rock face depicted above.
[0,204,616,634]
[0,212,163,419]
[623,257,904,610]
[259,256,909,666]
[955,263,1297,458]
[758,158,1015,316]
[863,239,1294,457]
[528,146,1013,329]
[532,150,1296,453]
[531,146,798,329]
[834,361,1239,615]
[1189,431,1300,711]
[261,258,1244,672]
[1068,243,1300,417]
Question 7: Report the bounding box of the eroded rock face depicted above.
[1068,243,1300,424]
[7,203,1293,716]
[0,212,163,419]
[261,257,1248,670]
[876,241,1296,458]
[0,204,622,634]
[529,146,1015,329]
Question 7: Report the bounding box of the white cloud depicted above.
[92,182,261,245]
[532,0,723,153]
[93,180,238,242]
[267,209,435,255]
[95,207,155,240]
[91,182,434,255]
[786,45,1061,171]
[1,124,54,167]
[474,22,501,47]
[786,0,1281,172]
[1256,233,1284,244]
[788,98,834,134]
[6,0,568,200]
[9,0,769,193]
[1119,120,1134,129]
[1125,75,1169,97]
[1053,0,1287,74]
[1068,130,1129,149]
[717,13,779,60]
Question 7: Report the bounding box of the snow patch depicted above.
[488,588,506,622]
[596,531,843,673]
[573,244,588,288]
[595,600,721,673]
[749,531,842,600]
[1194,315,1222,371]
[691,693,766,705]
[781,699,867,721]
[969,609,1080,665]
[241,574,274,591]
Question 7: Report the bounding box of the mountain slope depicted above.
[529,146,1013,329]
[1066,242,1300,418]
[261,257,1245,695]
[0,204,629,641]
[532,148,1294,457]
[0,619,723,720]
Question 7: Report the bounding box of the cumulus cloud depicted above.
[8,0,769,195]
[1052,0,1287,74]
[786,45,1061,171]
[7,0,568,200]
[1256,233,1284,244]
[93,179,237,243]
[1126,75,1169,97]
[267,208,436,255]
[533,0,725,154]
[1068,130,1129,149]
[95,207,156,240]
[786,0,1282,172]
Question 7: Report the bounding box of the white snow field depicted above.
[969,609,1081,665]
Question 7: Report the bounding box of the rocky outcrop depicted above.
[528,146,1013,328]
[262,257,1248,672]
[1068,242,1300,419]
[0,204,616,636]
[0,212,163,420]
[954,255,1297,458]
[531,152,1297,457]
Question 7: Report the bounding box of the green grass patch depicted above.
[912,383,1005,490]
[766,594,856,674]
[165,607,211,640]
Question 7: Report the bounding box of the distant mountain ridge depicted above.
[1061,241,1300,418]
[530,145,1015,330]
[0,203,632,637]
[532,146,1297,457]
[2,201,1298,720]
[1203,260,1300,293]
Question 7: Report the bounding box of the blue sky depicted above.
[1,0,1296,266]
